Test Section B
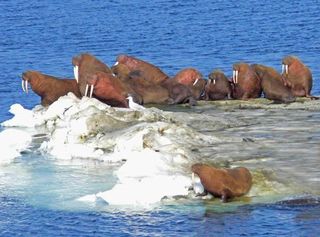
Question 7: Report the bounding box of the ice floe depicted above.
[1,93,215,206]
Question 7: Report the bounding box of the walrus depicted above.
[161,79,197,105]
[172,68,207,100]
[112,64,172,104]
[86,71,141,108]
[72,53,112,96]
[21,70,81,106]
[113,56,196,105]
[191,163,252,202]
[281,55,315,98]
[114,54,169,84]
[232,63,262,99]
[205,69,233,100]
[252,64,295,103]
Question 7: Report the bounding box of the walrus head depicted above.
[21,70,41,94]
[281,55,300,75]
[72,56,80,83]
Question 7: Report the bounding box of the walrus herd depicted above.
[21,53,317,202]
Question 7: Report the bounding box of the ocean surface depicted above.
[1,0,320,236]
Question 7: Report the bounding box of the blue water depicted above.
[1,0,320,236]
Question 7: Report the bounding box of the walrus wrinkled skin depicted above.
[112,64,172,104]
[172,68,207,100]
[21,70,81,106]
[281,55,314,98]
[205,70,232,100]
[72,53,111,96]
[86,71,132,108]
[191,163,252,202]
[252,64,295,103]
[114,54,169,84]
[232,63,262,99]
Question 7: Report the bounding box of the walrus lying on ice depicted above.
[191,163,252,202]
[21,70,81,106]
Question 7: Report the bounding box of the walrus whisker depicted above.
[84,84,89,97]
[21,80,25,92]
[89,85,94,98]
[193,78,199,86]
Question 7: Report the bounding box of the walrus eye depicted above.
[73,66,79,82]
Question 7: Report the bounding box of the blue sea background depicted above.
[1,0,320,236]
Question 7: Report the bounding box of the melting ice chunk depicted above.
[0,129,32,165]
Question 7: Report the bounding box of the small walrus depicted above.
[191,163,252,202]
[21,70,82,106]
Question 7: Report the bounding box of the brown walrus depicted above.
[113,55,196,105]
[205,69,233,100]
[232,63,262,99]
[114,54,169,84]
[86,71,137,108]
[281,55,315,98]
[252,64,296,103]
[191,163,252,202]
[21,70,81,106]
[112,64,172,104]
[172,68,207,100]
[72,53,112,97]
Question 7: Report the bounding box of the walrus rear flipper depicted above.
[187,97,197,106]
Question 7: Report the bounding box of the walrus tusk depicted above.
[193,78,199,86]
[25,80,29,94]
[73,66,79,83]
[232,70,239,84]
[21,80,25,92]
[282,64,289,74]
[113,61,119,66]
[281,64,285,74]
[213,79,216,85]
[232,70,235,83]
[89,85,94,98]
[192,172,195,186]
[84,84,89,97]
[235,70,239,84]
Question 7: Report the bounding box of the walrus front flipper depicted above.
[221,188,232,203]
